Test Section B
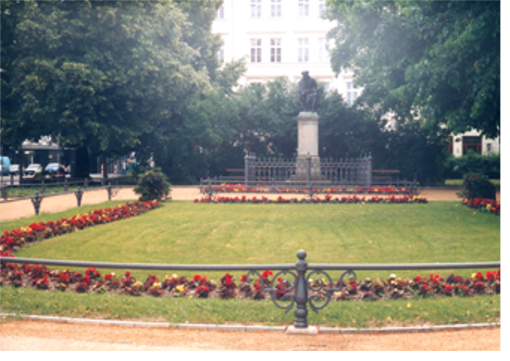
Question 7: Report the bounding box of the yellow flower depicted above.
[133,281,143,288]
[406,303,412,309]
[153,282,161,288]
[171,274,179,279]
[176,285,185,293]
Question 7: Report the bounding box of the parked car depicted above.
[24,164,43,179]
[0,156,11,176]
[45,163,67,178]
[9,164,20,176]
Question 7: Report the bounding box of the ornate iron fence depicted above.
[0,251,500,330]
[244,153,372,187]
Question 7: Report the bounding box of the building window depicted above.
[251,0,261,18]
[346,82,359,105]
[298,0,309,17]
[319,0,326,16]
[318,38,327,62]
[217,5,225,19]
[270,38,281,62]
[463,136,482,155]
[271,0,282,17]
[218,47,225,64]
[251,39,262,63]
[298,38,309,62]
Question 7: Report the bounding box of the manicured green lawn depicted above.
[4,201,500,281]
[1,201,500,326]
[0,287,500,327]
[444,179,500,187]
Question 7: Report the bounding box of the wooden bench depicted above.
[225,168,244,180]
[372,170,400,182]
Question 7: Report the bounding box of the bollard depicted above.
[107,182,112,200]
[31,192,43,216]
[75,187,84,207]
[1,186,7,201]
[41,180,46,194]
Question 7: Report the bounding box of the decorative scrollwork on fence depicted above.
[306,270,334,313]
[338,269,357,288]
[269,270,297,314]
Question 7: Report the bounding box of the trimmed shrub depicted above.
[134,168,171,201]
[458,173,496,200]
[444,151,500,180]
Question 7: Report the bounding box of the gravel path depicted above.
[0,320,500,351]
[2,186,498,223]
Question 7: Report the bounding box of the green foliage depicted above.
[445,152,500,180]
[134,168,171,202]
[1,0,244,182]
[380,122,450,184]
[326,0,500,138]
[459,173,496,200]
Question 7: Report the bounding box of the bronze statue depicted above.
[298,71,318,112]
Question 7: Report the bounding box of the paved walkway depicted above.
[1,186,490,223]
[0,320,500,351]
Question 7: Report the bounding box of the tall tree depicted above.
[326,0,500,138]
[1,0,232,177]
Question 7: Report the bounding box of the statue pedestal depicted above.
[293,112,321,181]
[297,112,319,157]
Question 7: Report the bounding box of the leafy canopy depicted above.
[326,0,500,138]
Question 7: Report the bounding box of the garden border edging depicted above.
[0,313,500,335]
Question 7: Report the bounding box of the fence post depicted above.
[367,153,372,188]
[10,173,14,186]
[75,187,84,207]
[1,186,7,201]
[84,178,89,190]
[31,192,43,216]
[41,180,46,194]
[107,182,112,200]
[64,178,68,193]
[294,250,309,329]
[208,178,213,199]
[244,154,249,188]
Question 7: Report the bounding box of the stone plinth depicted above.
[293,112,321,181]
[297,112,319,157]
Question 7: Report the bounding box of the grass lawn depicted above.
[1,287,500,328]
[1,200,500,326]
[4,184,103,198]
[444,179,500,187]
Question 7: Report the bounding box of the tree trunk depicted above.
[74,146,90,179]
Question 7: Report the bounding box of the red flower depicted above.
[240,275,247,283]
[262,270,273,280]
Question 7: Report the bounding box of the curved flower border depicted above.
[195,195,428,204]
[204,184,411,195]
[463,198,500,216]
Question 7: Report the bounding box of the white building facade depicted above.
[212,0,498,157]
[212,0,359,105]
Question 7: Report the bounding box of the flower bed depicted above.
[0,200,160,255]
[463,198,500,215]
[195,195,428,204]
[0,263,500,302]
[204,184,411,195]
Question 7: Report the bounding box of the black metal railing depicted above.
[199,178,417,198]
[0,180,131,216]
[0,251,500,330]
[200,153,417,197]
